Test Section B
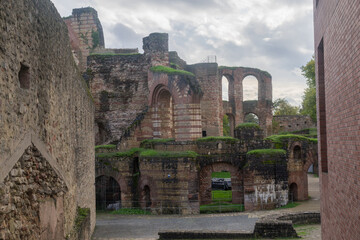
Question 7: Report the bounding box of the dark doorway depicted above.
[289,183,298,202]
[143,185,151,208]
[96,176,121,210]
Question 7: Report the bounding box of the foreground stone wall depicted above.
[0,0,95,238]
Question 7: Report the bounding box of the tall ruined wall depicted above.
[64,7,105,71]
[0,0,95,238]
[314,0,360,239]
[187,63,222,137]
[87,54,150,144]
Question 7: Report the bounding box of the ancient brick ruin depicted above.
[62,7,318,215]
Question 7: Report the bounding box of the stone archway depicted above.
[289,182,298,201]
[95,175,121,210]
[199,162,243,205]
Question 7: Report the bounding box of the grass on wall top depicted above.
[150,65,195,77]
[140,138,175,147]
[265,134,318,149]
[246,149,287,157]
[95,144,117,150]
[196,136,239,144]
[235,123,261,130]
[140,149,198,158]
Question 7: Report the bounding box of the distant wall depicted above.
[0,0,95,238]
[273,115,315,133]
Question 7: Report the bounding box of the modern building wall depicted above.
[314,0,360,238]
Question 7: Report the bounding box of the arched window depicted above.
[222,76,229,101]
[289,183,298,201]
[293,146,301,160]
[153,87,175,139]
[242,75,258,101]
[244,113,259,124]
[143,185,152,208]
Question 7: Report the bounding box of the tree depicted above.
[223,115,230,136]
[273,98,300,115]
[300,57,316,122]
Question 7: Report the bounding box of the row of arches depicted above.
[222,75,259,101]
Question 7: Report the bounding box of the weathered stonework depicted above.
[0,1,95,238]
[273,115,315,134]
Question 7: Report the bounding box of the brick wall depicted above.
[314,0,360,239]
[273,115,315,133]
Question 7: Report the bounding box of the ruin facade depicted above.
[64,7,318,215]
[0,1,95,239]
[314,0,360,239]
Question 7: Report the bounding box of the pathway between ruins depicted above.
[92,174,320,240]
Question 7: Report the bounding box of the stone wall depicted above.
[64,7,105,71]
[314,1,360,238]
[87,54,150,144]
[273,115,315,133]
[0,0,95,238]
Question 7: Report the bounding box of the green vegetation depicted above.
[140,149,198,158]
[278,202,300,209]
[91,30,100,49]
[211,172,231,178]
[170,62,181,69]
[200,202,244,214]
[74,208,90,230]
[300,56,316,122]
[235,122,261,130]
[90,52,141,56]
[244,113,259,124]
[265,134,318,148]
[110,208,152,215]
[95,144,116,150]
[140,138,175,147]
[247,149,287,157]
[150,65,195,77]
[212,190,232,201]
[96,147,144,158]
[273,98,300,116]
[196,136,239,144]
[223,115,230,136]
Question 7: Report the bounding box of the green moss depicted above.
[140,138,175,147]
[247,149,287,157]
[150,65,195,77]
[265,134,318,148]
[95,144,116,150]
[196,136,239,144]
[89,53,141,56]
[170,62,181,69]
[235,123,261,130]
[96,148,145,158]
[74,207,90,230]
[140,149,198,158]
[91,30,100,49]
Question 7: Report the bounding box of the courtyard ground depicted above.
[92,174,320,240]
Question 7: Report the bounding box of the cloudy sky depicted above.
[51,0,314,106]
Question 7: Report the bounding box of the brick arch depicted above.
[95,169,129,207]
[199,162,243,205]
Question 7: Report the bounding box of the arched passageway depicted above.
[96,175,121,210]
[289,182,298,201]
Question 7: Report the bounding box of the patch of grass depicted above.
[95,144,116,150]
[265,134,318,149]
[211,172,231,178]
[74,208,90,230]
[247,149,287,157]
[96,148,145,158]
[196,136,239,144]
[140,149,198,158]
[110,208,152,215]
[200,202,244,214]
[235,122,261,130]
[89,53,141,56]
[150,65,195,77]
[140,138,175,147]
[212,190,232,201]
[278,202,300,209]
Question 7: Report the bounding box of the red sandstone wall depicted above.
[314,0,360,238]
